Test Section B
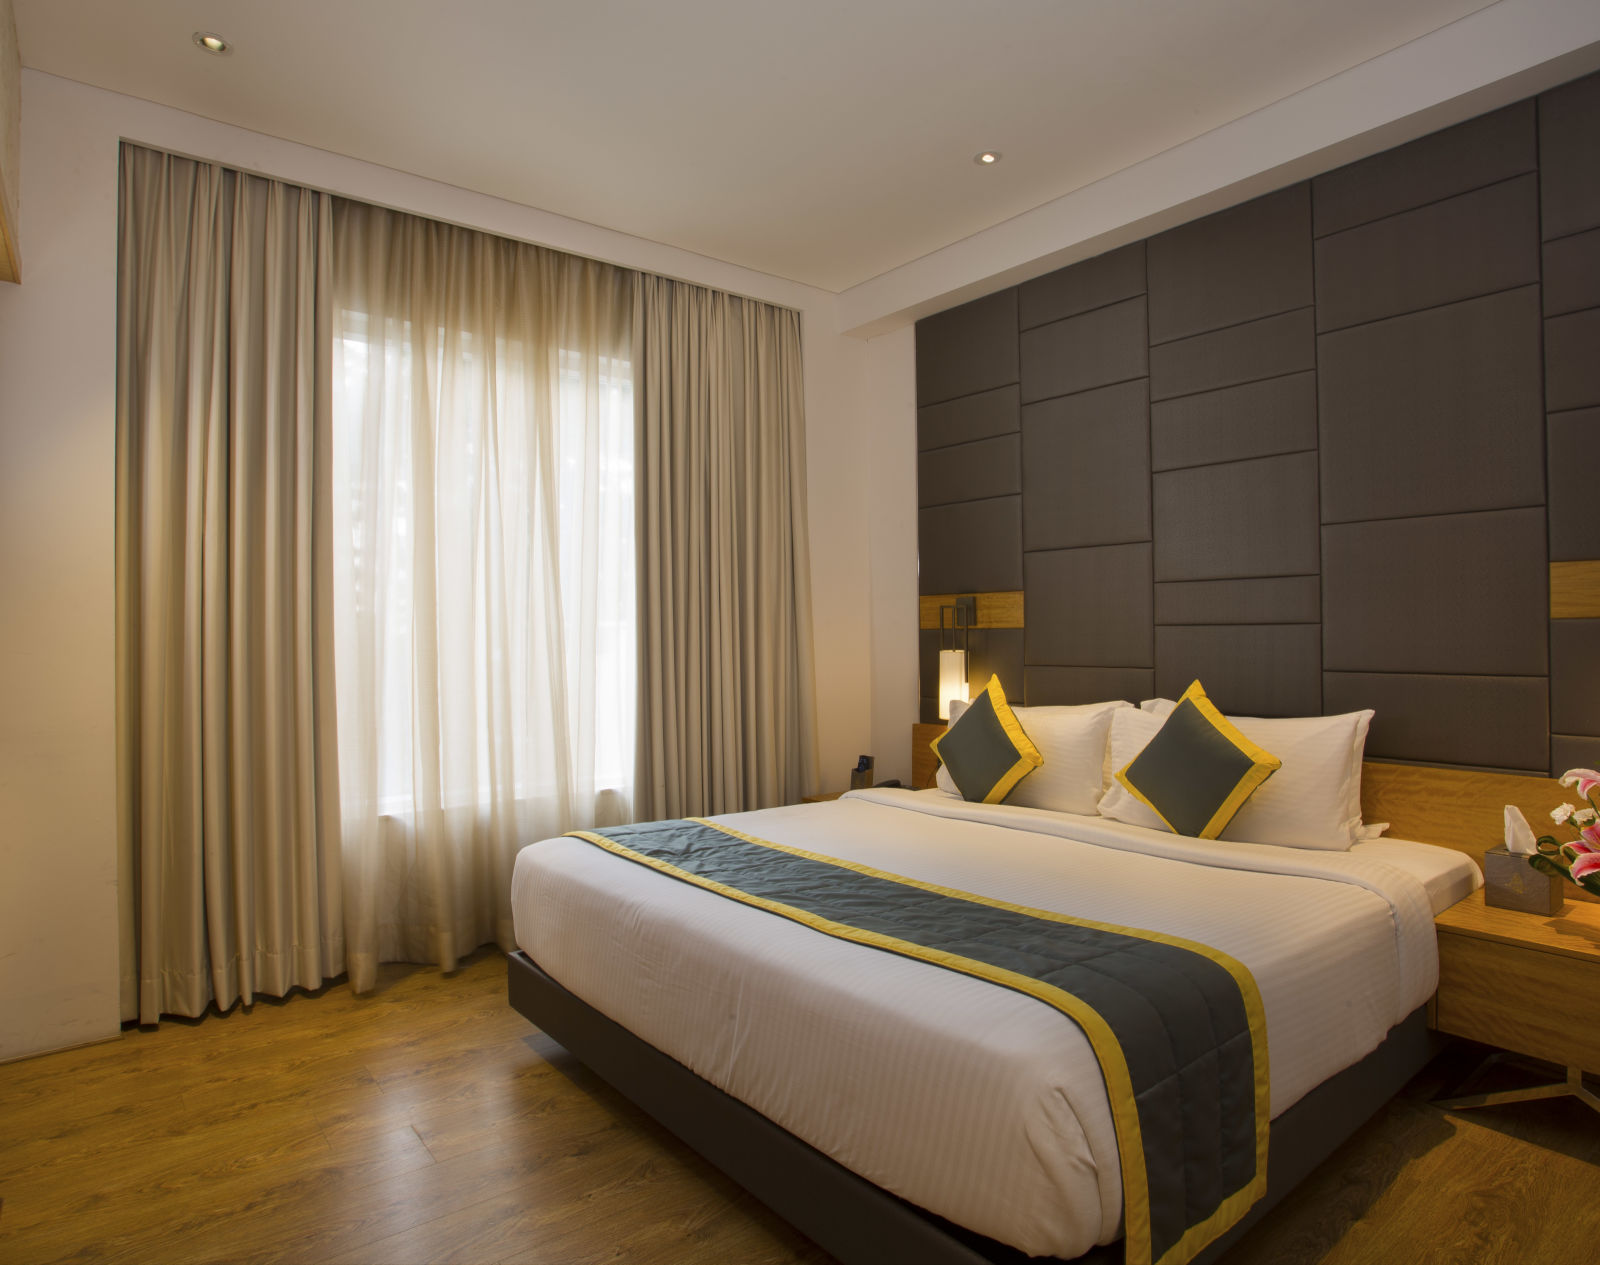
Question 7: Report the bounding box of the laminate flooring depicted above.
[1,950,1595,1264]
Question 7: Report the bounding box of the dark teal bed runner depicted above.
[567,816,1270,1265]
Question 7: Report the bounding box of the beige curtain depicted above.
[635,274,818,819]
[116,144,343,1024]
[331,201,636,991]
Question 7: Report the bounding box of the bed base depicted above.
[507,950,1436,1264]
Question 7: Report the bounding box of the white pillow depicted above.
[937,698,1129,814]
[1111,699,1373,850]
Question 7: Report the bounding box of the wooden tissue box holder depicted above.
[1483,845,1565,914]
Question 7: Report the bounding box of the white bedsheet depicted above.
[510,788,1477,1259]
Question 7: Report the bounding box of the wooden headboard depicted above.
[910,723,1591,903]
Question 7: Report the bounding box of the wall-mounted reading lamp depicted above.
[937,596,975,720]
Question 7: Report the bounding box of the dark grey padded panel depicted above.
[1022,380,1151,550]
[1019,296,1148,403]
[1147,185,1313,343]
[918,435,1020,507]
[1313,175,1540,333]
[1325,672,1549,770]
[1539,70,1600,241]
[915,289,1018,406]
[1155,576,1321,625]
[1025,665,1155,706]
[918,497,1023,594]
[969,629,1027,703]
[1549,408,1600,561]
[1155,624,1321,717]
[918,384,1020,451]
[1151,370,1316,472]
[1152,452,1319,582]
[1544,227,1600,317]
[920,696,942,725]
[1321,508,1548,675]
[1024,544,1153,667]
[1318,286,1544,523]
[1019,243,1146,330]
[1312,102,1536,237]
[1546,307,1600,413]
[1149,308,1315,401]
[1553,734,1600,777]
[1551,620,1600,736]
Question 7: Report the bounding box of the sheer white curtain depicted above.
[330,201,635,990]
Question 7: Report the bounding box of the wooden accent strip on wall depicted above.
[911,722,947,790]
[1550,560,1600,619]
[918,591,1025,630]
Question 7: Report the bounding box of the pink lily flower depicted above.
[1572,847,1600,884]
[1584,823,1600,850]
[1559,768,1600,800]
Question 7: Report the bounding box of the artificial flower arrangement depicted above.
[1531,768,1600,896]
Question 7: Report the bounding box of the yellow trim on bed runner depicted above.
[566,817,1270,1265]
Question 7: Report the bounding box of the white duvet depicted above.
[510,788,1477,1259]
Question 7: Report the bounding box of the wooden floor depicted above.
[1,953,1596,1265]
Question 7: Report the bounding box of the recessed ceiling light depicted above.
[193,31,231,56]
[974,151,1001,166]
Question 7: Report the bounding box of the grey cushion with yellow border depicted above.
[1115,680,1280,839]
[930,675,1042,804]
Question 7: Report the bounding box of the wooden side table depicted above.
[1433,888,1600,1113]
[800,791,845,803]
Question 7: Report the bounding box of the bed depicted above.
[506,780,1479,1264]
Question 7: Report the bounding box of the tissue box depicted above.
[1483,846,1565,914]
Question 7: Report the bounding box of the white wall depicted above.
[0,70,875,1061]
[863,327,919,786]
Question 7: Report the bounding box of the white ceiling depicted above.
[16,0,1502,292]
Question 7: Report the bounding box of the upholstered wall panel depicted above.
[1148,307,1315,401]
[1154,576,1321,625]
[969,629,1027,705]
[1324,673,1549,771]
[915,288,1019,406]
[1024,544,1152,667]
[1321,509,1548,675]
[1553,736,1600,776]
[1549,408,1600,561]
[1025,666,1155,707]
[1311,102,1535,238]
[1546,307,1600,412]
[1543,227,1600,316]
[1317,287,1544,523]
[1019,295,1147,403]
[1147,185,1313,343]
[1019,242,1146,330]
[914,69,1599,772]
[1150,370,1316,472]
[1022,380,1150,550]
[1540,72,1600,241]
[917,384,1019,451]
[1551,620,1600,735]
[918,498,1022,593]
[1152,452,1319,582]
[1155,625,1321,717]
[1313,175,1540,332]
[918,435,1019,508]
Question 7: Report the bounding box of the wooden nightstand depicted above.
[1433,888,1600,1113]
[800,791,845,803]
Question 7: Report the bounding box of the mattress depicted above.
[510,788,1477,1259]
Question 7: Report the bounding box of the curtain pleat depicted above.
[330,201,637,992]
[116,144,343,1024]
[634,275,818,819]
